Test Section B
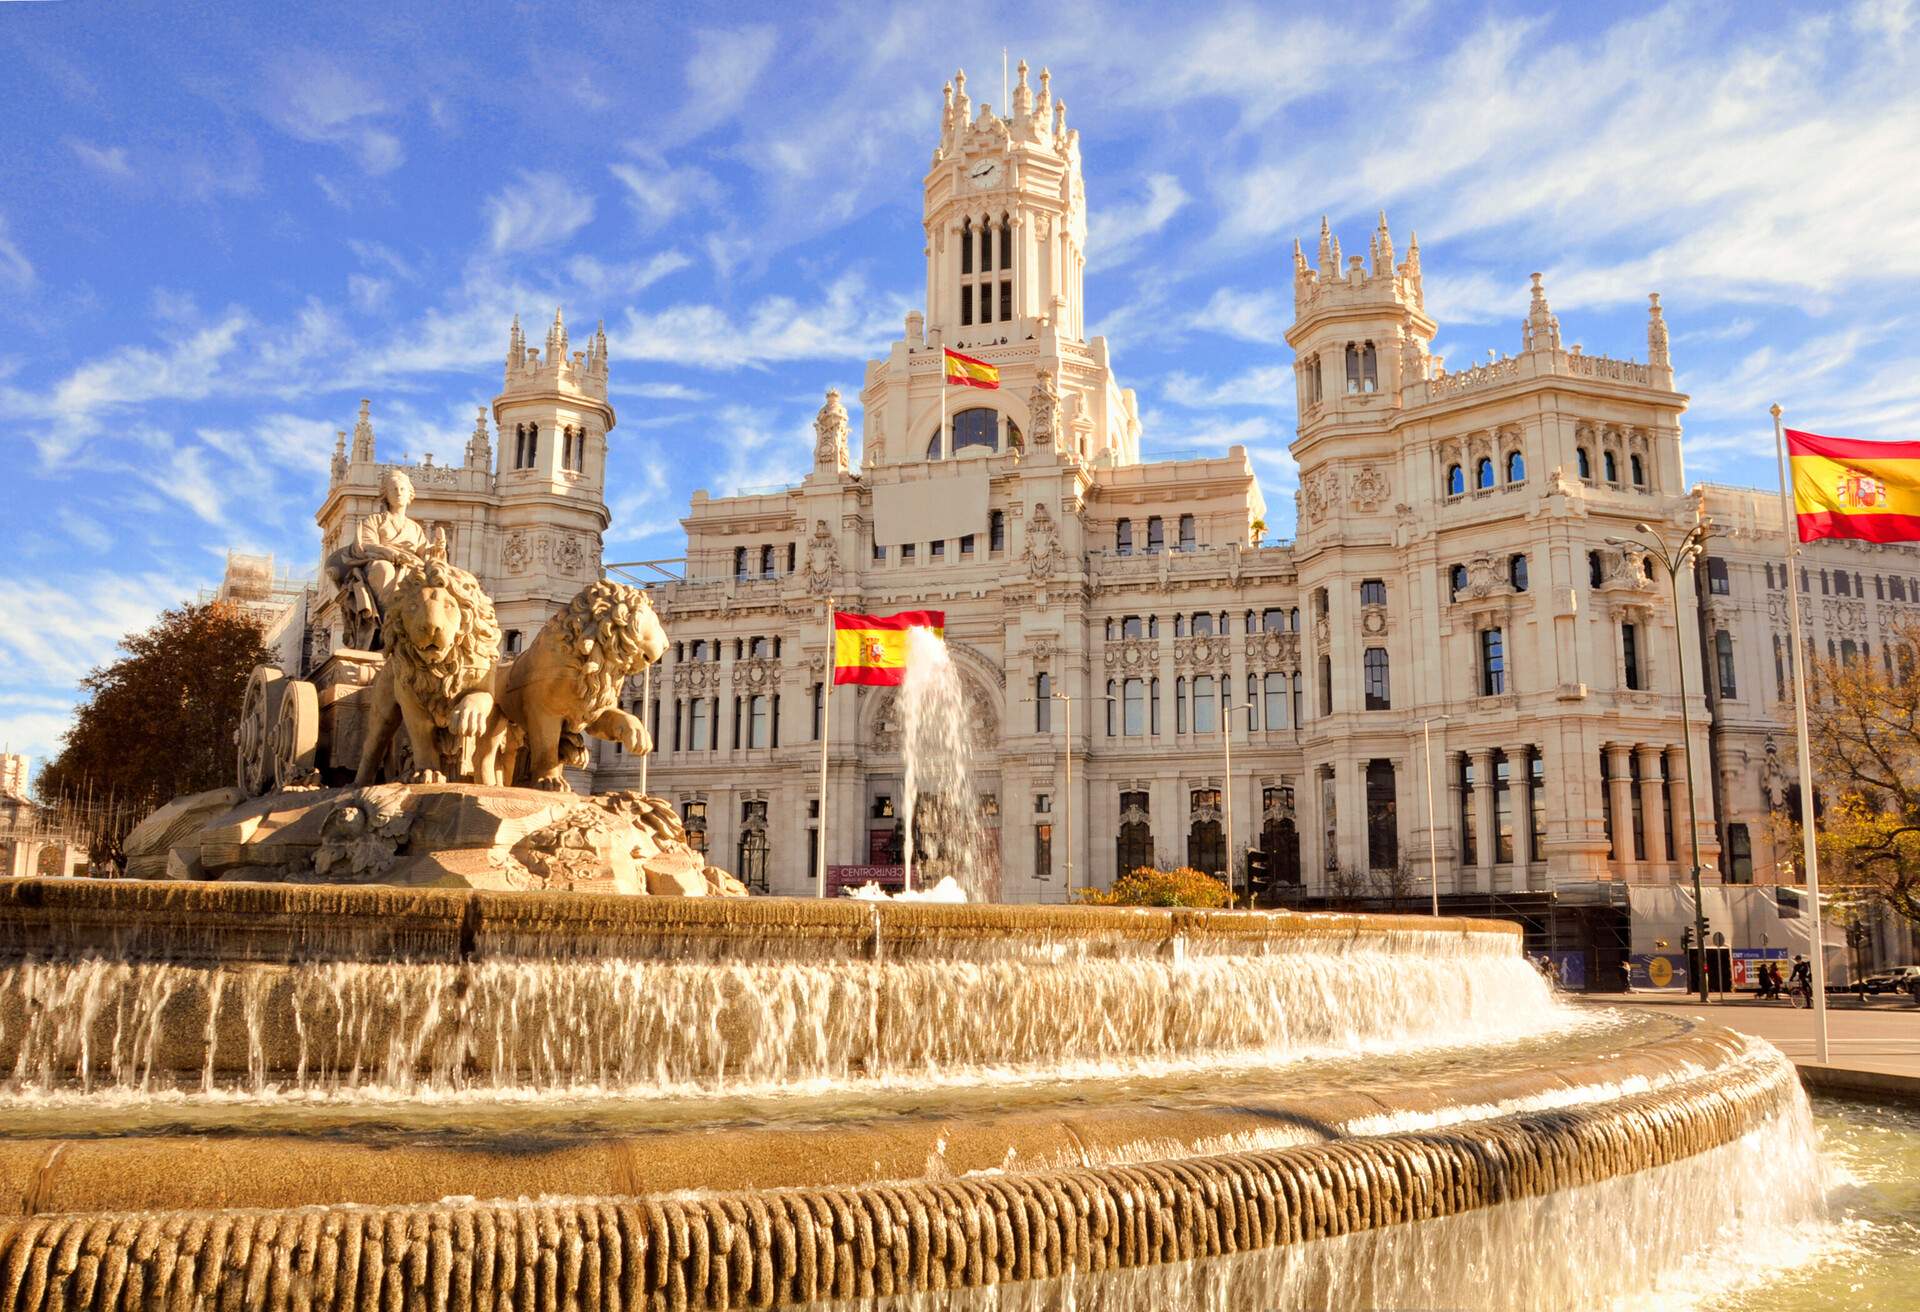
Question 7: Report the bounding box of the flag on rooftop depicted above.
[831,610,946,686]
[943,348,1000,390]
[1786,430,1920,543]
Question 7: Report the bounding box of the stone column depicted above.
[1605,743,1637,876]
[1473,747,1498,891]
[1637,744,1669,877]
[1666,745,1698,879]
[1446,751,1468,894]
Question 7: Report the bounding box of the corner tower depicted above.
[490,308,615,645]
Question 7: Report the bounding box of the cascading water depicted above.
[897,625,993,900]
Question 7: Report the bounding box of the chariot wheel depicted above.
[235,665,287,797]
[270,678,320,790]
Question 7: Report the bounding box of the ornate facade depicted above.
[604,63,1918,976]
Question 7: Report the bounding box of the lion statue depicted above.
[354,541,510,786]
[497,580,667,791]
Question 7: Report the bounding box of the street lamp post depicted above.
[1419,715,1450,917]
[1608,518,1713,1004]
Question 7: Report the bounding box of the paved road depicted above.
[1576,991,1920,1080]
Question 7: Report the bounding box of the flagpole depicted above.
[1772,403,1831,1064]
[818,595,833,898]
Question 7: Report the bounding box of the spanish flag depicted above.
[833,610,947,686]
[1788,430,1920,543]
[943,347,1000,390]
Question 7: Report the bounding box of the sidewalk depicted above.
[1576,991,1920,1102]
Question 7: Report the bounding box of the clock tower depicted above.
[858,62,1137,472]
[924,62,1087,346]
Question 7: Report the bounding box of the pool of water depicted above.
[1695,1096,1920,1311]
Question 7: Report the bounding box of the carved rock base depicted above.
[147,783,744,897]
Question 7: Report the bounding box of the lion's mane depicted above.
[548,581,660,722]
[381,557,502,728]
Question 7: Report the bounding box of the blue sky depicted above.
[2,0,1917,771]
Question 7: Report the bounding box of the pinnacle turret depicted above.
[1523,272,1561,353]
[1648,292,1670,370]
[350,398,375,464]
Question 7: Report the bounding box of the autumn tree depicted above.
[36,601,272,863]
[1798,621,1920,927]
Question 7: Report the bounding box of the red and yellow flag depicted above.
[832,610,946,686]
[943,347,1000,391]
[1788,430,1920,543]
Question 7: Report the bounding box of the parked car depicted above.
[1861,965,1920,996]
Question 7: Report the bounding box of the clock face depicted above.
[967,158,1004,189]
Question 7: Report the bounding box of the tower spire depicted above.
[1524,272,1561,352]
[1373,210,1394,276]
[1647,292,1670,370]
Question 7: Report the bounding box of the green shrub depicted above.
[1079,865,1232,909]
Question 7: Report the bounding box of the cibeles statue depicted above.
[326,467,432,651]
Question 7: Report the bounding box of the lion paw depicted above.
[405,769,447,785]
[529,775,574,793]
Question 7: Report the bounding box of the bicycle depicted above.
[1785,982,1811,1009]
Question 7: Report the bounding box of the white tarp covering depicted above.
[871,471,991,548]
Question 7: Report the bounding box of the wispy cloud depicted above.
[1089,174,1189,269]
[611,275,906,369]
[264,55,405,174]
[0,213,33,290]
[485,171,596,253]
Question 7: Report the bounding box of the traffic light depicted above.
[1681,925,1695,950]
[1245,849,1272,901]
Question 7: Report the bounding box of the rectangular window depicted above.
[1835,571,1850,597]
[1623,623,1642,691]
[1727,823,1753,884]
[1034,823,1052,879]
[1493,754,1514,864]
[732,696,742,749]
[812,683,824,740]
[749,694,768,749]
[1716,630,1737,698]
[1363,647,1390,710]
[760,545,775,578]
[872,538,886,561]
[929,539,944,559]
[734,547,748,581]
[1178,514,1196,550]
[1366,760,1398,870]
[1265,672,1285,729]
[1706,556,1730,595]
[1035,792,1051,814]
[1150,677,1161,735]
[960,285,973,326]
[787,543,797,573]
[1193,675,1218,733]
[1528,751,1545,862]
[1460,755,1477,866]
[960,533,975,556]
[1360,579,1387,606]
[999,280,1012,321]
[1116,519,1133,556]
[1176,677,1188,733]
[1035,673,1052,731]
[1146,516,1165,554]
[902,544,916,562]
[689,698,710,751]
[1122,615,1143,639]
[1192,612,1215,636]
[1246,674,1260,731]
[1124,678,1145,735]
[1262,608,1285,634]
[990,510,1006,552]
[1481,628,1506,696]
[1293,672,1303,729]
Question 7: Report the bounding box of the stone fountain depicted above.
[0,520,1826,1308]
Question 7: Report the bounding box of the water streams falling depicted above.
[0,938,1566,1103]
[898,626,993,899]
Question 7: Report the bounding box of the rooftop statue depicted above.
[326,467,432,651]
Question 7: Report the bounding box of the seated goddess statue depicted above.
[325,468,431,650]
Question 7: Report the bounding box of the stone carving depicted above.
[804,519,839,594]
[732,657,781,691]
[813,389,850,474]
[312,785,414,880]
[1104,638,1157,674]
[498,580,668,791]
[324,468,432,651]
[1302,469,1340,523]
[1029,369,1060,446]
[1246,632,1300,669]
[1175,636,1228,670]
[504,531,531,574]
[555,534,587,577]
[1023,502,1061,579]
[1361,604,1389,636]
[354,544,510,787]
[1349,465,1389,512]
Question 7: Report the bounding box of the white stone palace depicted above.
[276,63,1915,981]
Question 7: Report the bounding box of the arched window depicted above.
[960,217,974,275]
[1117,790,1153,877]
[1345,343,1362,394]
[525,422,538,468]
[1576,447,1592,480]
[1715,629,1737,698]
[1630,454,1646,487]
[1318,654,1332,716]
[1510,554,1529,592]
[1449,564,1468,600]
[927,430,944,459]
[1188,789,1225,876]
[737,801,769,894]
[1105,679,1118,736]
[999,214,1012,270]
[1603,451,1619,483]
[1506,450,1525,482]
[1589,551,1604,587]
[1446,464,1465,496]
[1361,341,1378,393]
[1476,457,1495,489]
[952,407,997,453]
